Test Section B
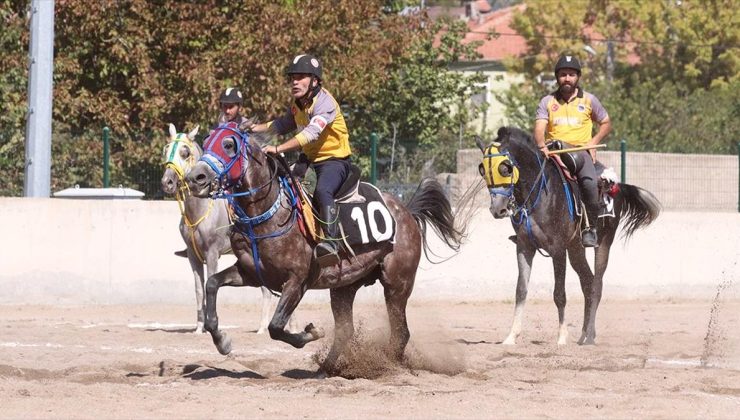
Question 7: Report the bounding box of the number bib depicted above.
[337,183,396,246]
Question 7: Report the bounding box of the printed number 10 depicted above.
[350,202,393,244]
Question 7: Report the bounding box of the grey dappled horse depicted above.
[161,123,281,334]
[477,127,661,345]
[185,123,463,377]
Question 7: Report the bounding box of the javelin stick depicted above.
[546,144,607,155]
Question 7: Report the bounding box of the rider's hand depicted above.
[262,144,279,155]
[539,144,550,158]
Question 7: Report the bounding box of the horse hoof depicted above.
[305,323,325,340]
[577,336,596,346]
[256,328,267,335]
[313,369,329,379]
[216,335,233,355]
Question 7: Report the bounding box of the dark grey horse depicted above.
[161,124,284,334]
[185,123,463,376]
[476,126,661,345]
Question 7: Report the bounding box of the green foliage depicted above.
[499,0,739,155]
[602,79,740,154]
[352,16,486,180]
[1,0,486,196]
[0,0,28,196]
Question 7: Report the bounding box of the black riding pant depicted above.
[571,150,600,225]
[312,157,352,208]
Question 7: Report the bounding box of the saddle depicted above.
[549,147,619,222]
[292,163,396,253]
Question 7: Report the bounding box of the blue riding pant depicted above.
[312,157,352,208]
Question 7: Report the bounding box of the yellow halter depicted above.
[163,133,215,263]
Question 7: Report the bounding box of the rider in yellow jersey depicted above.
[534,55,612,247]
[251,54,352,267]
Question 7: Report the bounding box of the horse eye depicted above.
[498,161,512,177]
[179,147,190,159]
[222,137,237,158]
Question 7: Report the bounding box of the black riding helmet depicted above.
[287,54,322,80]
[554,55,582,76]
[219,87,243,105]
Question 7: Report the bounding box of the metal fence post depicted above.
[103,126,110,188]
[370,132,378,185]
[620,138,626,184]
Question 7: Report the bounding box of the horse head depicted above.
[477,127,545,219]
[161,123,202,195]
[185,121,272,199]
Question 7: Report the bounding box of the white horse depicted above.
[161,123,291,334]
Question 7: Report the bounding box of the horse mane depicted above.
[494,126,538,155]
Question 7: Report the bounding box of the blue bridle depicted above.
[199,123,299,293]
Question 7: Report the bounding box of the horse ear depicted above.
[474,135,486,153]
[238,120,252,132]
[188,125,199,140]
[168,123,177,139]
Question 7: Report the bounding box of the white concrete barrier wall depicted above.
[1,198,738,306]
[455,149,739,211]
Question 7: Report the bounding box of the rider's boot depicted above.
[581,203,599,248]
[315,204,340,267]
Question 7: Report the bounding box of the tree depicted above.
[4,0,477,196]
[352,16,487,179]
[497,0,739,154]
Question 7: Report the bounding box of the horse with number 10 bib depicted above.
[185,122,463,377]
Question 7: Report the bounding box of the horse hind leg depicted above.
[580,229,615,345]
[381,270,415,362]
[319,282,364,377]
[567,241,596,345]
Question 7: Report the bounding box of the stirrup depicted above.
[314,242,339,267]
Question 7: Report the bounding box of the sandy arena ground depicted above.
[1,296,739,419]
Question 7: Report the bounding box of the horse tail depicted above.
[617,183,662,239]
[406,178,464,256]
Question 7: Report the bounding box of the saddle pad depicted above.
[337,183,397,247]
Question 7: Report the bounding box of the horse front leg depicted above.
[503,244,535,345]
[257,286,272,335]
[552,249,568,345]
[268,280,325,348]
[186,251,206,334]
[204,264,250,355]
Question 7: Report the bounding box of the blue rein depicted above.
[506,150,550,255]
